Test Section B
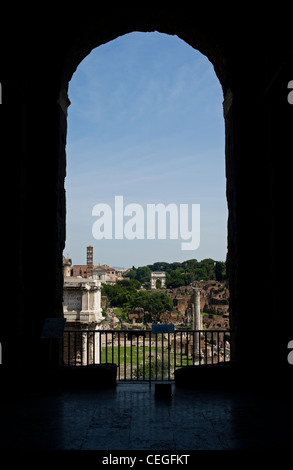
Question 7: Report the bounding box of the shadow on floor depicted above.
[0,381,293,451]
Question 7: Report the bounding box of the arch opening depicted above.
[61,28,232,368]
[64,32,227,266]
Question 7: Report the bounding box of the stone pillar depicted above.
[80,324,101,366]
[94,325,101,365]
[94,283,102,315]
[193,287,203,364]
[194,288,202,331]
[81,328,88,366]
[191,304,195,330]
[81,283,90,314]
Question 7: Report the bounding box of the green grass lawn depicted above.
[101,345,193,375]
[101,345,157,364]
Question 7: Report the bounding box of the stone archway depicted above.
[151,272,166,289]
[3,7,292,381]
[58,17,234,357]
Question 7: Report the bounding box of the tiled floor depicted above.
[0,382,293,451]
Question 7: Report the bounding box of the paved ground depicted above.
[0,382,293,453]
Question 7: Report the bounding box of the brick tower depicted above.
[86,245,94,277]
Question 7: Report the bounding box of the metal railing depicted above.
[62,329,232,382]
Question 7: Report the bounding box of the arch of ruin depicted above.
[150,272,166,289]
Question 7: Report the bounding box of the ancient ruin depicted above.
[63,257,104,365]
[150,272,166,289]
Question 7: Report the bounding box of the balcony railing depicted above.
[63,329,232,382]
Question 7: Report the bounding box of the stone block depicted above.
[60,363,117,389]
[155,383,172,399]
[175,364,237,390]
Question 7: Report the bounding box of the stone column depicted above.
[194,288,202,331]
[93,282,102,365]
[80,323,100,366]
[93,282,102,316]
[81,327,88,366]
[191,304,195,330]
[94,324,101,365]
[193,287,203,364]
[81,283,90,314]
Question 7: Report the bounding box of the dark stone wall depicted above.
[0,6,292,390]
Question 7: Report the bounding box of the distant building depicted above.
[69,246,124,284]
[92,266,107,282]
[71,264,88,278]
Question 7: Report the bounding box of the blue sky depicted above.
[64,32,227,268]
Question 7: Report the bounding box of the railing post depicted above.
[124,331,127,381]
[180,331,183,367]
[86,330,89,366]
[118,331,120,381]
[136,333,139,381]
[168,332,171,381]
[110,331,113,363]
[149,330,151,387]
[173,332,175,375]
[161,333,164,381]
[143,332,145,381]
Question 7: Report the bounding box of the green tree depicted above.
[147,261,169,272]
[127,267,137,280]
[166,269,185,288]
[135,266,151,284]
[101,281,173,317]
[215,261,226,281]
[184,259,198,269]
[129,291,173,315]
[118,278,141,289]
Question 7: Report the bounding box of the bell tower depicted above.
[86,245,94,277]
